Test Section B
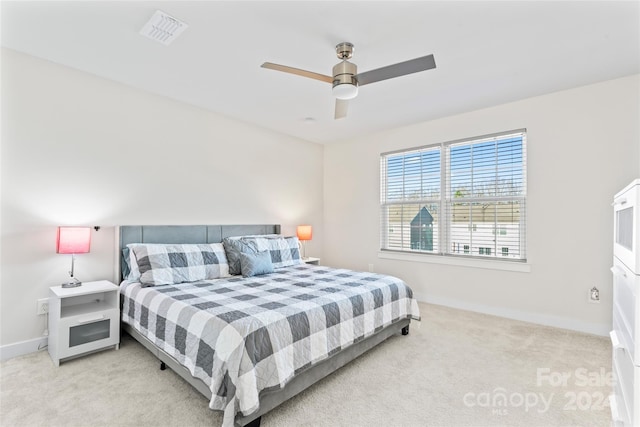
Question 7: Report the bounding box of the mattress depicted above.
[121,263,420,426]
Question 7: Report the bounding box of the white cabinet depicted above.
[48,280,120,366]
[612,180,640,427]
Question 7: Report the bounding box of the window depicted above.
[380,130,526,261]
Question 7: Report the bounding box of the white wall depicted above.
[0,48,324,350]
[324,74,640,335]
[2,46,636,356]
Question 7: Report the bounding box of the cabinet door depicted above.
[69,319,111,347]
[612,345,639,426]
[57,308,119,359]
[612,258,640,364]
[613,183,640,273]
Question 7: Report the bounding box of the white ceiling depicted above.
[2,1,639,144]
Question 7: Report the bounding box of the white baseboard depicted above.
[415,292,610,337]
[0,336,48,362]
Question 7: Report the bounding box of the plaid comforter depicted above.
[121,264,420,426]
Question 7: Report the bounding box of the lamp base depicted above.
[61,280,82,288]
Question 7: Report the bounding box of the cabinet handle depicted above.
[610,330,622,349]
[610,265,627,278]
[612,198,627,206]
[76,314,106,324]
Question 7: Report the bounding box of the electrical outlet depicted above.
[36,298,49,315]
[368,263,374,273]
[588,286,600,304]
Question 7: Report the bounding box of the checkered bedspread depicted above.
[121,264,420,426]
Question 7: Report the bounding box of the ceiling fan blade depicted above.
[261,62,333,84]
[335,99,349,120]
[356,54,436,86]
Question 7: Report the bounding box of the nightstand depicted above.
[303,257,320,265]
[48,280,120,366]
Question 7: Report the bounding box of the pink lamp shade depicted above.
[56,227,91,254]
[57,227,91,288]
[296,225,313,241]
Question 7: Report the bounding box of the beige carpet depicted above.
[1,303,612,427]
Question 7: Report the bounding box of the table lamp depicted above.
[56,226,91,288]
[296,225,312,259]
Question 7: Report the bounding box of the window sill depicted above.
[377,250,531,273]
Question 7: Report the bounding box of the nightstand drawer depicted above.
[56,308,119,359]
[69,317,110,347]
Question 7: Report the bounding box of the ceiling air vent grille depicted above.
[139,10,188,46]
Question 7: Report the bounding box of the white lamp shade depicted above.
[332,83,358,100]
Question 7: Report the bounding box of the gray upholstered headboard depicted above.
[118,224,280,281]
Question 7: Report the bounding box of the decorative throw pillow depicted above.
[239,250,274,277]
[222,237,258,275]
[242,236,302,269]
[128,243,229,286]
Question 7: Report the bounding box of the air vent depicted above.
[139,10,188,46]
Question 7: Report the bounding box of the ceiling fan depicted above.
[261,42,436,119]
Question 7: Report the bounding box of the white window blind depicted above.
[380,130,527,261]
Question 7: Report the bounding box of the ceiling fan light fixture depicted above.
[332,83,358,100]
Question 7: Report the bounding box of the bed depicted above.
[118,225,420,427]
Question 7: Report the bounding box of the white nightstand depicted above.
[48,280,120,366]
[303,257,320,265]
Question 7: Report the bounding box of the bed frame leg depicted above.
[244,416,261,427]
[160,361,166,371]
[401,325,410,335]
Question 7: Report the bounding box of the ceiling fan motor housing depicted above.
[332,60,358,99]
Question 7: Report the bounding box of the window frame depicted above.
[380,129,527,265]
